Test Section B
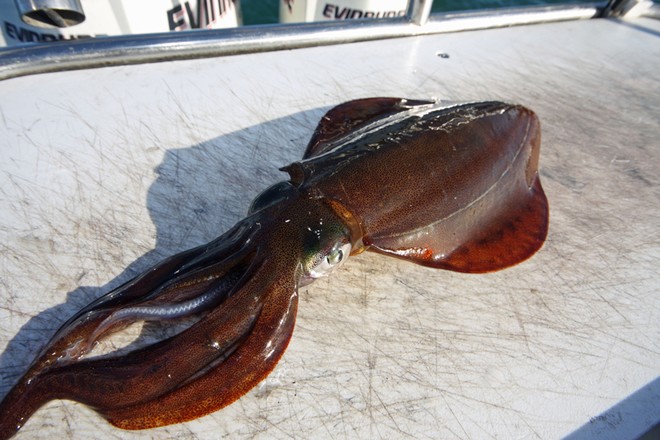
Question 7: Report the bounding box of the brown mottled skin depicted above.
[0,98,548,438]
[288,99,547,272]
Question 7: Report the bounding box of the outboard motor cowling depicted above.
[14,0,85,28]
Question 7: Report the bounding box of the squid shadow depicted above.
[0,106,327,398]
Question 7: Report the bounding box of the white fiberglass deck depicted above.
[0,15,659,440]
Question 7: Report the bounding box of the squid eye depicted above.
[326,247,345,266]
[307,242,352,280]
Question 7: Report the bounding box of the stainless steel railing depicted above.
[0,0,655,81]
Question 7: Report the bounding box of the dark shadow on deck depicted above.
[0,106,327,399]
[564,376,660,440]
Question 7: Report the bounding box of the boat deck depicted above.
[0,14,659,440]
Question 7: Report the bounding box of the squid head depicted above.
[0,98,548,438]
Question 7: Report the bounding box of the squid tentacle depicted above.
[72,218,259,317]
[30,218,261,368]
[102,252,300,430]
[85,245,253,348]
[0,220,264,438]
[0,239,296,436]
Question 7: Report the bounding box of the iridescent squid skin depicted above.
[0,98,548,438]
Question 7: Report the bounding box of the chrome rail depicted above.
[0,2,607,81]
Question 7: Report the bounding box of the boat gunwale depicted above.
[0,2,636,81]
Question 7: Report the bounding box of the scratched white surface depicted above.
[1,16,659,440]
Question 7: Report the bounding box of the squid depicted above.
[0,98,548,438]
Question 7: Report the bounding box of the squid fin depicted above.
[304,97,434,158]
[357,103,549,273]
[444,177,548,272]
[368,177,549,273]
